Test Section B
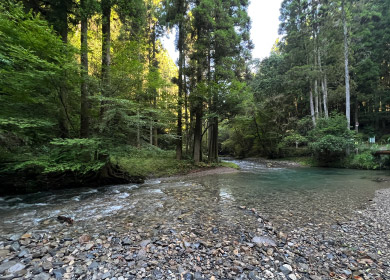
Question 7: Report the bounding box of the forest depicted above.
[0,0,389,194]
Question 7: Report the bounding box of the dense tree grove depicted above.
[222,0,390,165]
[0,0,252,192]
[0,0,389,193]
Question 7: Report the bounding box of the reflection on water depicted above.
[0,160,389,238]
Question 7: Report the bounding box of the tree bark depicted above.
[100,0,111,118]
[193,108,202,163]
[176,22,184,160]
[342,0,351,129]
[80,0,89,138]
[310,87,316,126]
[318,46,328,118]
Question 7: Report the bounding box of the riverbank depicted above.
[0,164,389,279]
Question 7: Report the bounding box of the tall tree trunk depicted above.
[354,98,359,132]
[100,0,111,118]
[176,22,184,160]
[342,0,351,129]
[314,79,319,119]
[193,108,202,163]
[184,64,189,155]
[318,46,329,118]
[80,0,89,138]
[310,87,316,126]
[56,0,69,138]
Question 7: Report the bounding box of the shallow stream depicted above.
[1,159,389,238]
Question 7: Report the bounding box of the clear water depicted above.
[0,160,389,238]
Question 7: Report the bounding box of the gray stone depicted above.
[0,261,17,274]
[122,238,131,245]
[101,272,111,279]
[0,249,10,258]
[288,274,297,280]
[88,261,99,270]
[42,262,52,271]
[8,234,21,241]
[9,242,20,252]
[183,273,194,280]
[252,236,277,247]
[18,249,29,258]
[53,268,65,279]
[139,239,151,248]
[280,264,293,275]
[7,262,26,274]
[34,272,51,280]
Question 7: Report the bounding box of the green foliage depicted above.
[279,133,307,148]
[112,146,194,177]
[308,114,356,161]
[347,151,379,170]
[9,138,107,174]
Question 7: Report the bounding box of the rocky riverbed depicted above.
[0,165,389,280]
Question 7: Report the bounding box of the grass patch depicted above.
[220,161,240,169]
[281,156,320,167]
[111,146,240,178]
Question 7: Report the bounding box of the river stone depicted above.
[0,275,14,280]
[0,261,17,274]
[53,268,66,279]
[280,264,293,275]
[8,234,21,241]
[122,237,131,245]
[34,272,50,280]
[18,249,29,258]
[183,273,194,280]
[140,239,151,248]
[288,274,297,280]
[0,249,10,258]
[7,262,26,274]
[9,242,20,252]
[252,236,277,247]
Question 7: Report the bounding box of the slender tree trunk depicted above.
[318,47,328,118]
[100,0,111,118]
[355,98,359,132]
[176,22,184,160]
[310,87,316,126]
[153,98,158,147]
[314,79,319,119]
[137,110,141,148]
[193,109,202,163]
[342,0,351,129]
[57,1,69,138]
[184,65,189,155]
[80,0,89,138]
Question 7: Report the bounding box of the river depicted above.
[1,159,389,239]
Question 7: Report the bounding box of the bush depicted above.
[308,114,356,162]
[347,151,379,170]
